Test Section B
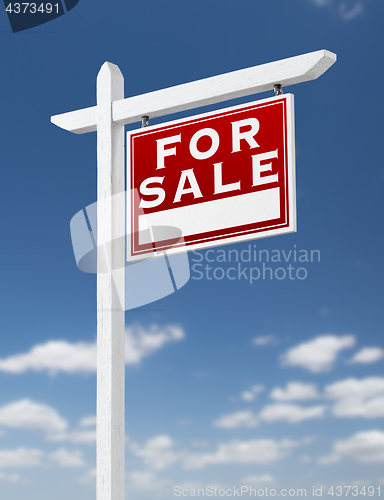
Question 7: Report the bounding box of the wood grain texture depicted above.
[51,106,97,134]
[51,49,336,133]
[96,62,125,500]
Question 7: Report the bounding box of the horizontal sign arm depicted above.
[51,49,336,134]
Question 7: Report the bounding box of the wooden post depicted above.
[96,62,125,500]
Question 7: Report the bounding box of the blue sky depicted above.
[0,0,384,498]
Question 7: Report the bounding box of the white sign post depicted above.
[96,63,125,500]
[51,49,336,500]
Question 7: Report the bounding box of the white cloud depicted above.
[0,448,44,468]
[258,403,326,423]
[0,472,20,482]
[78,468,96,483]
[0,447,86,469]
[251,335,277,346]
[309,0,330,6]
[281,335,356,372]
[48,430,96,444]
[325,377,384,400]
[213,411,259,429]
[191,440,210,448]
[319,430,384,464]
[0,400,97,444]
[319,307,331,317]
[242,475,274,485]
[241,391,256,402]
[338,1,363,20]
[125,324,185,364]
[0,324,185,375]
[349,347,384,364]
[0,340,97,375]
[128,471,170,492]
[270,382,320,401]
[307,0,364,20]
[129,435,180,470]
[130,435,302,470]
[184,438,299,469]
[241,385,264,402]
[78,415,96,428]
[325,377,384,418]
[48,449,86,468]
[49,414,97,444]
[0,399,67,433]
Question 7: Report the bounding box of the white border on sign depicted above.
[127,94,296,262]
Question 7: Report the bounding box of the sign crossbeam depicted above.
[51,49,336,134]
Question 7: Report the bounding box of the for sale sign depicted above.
[127,94,296,260]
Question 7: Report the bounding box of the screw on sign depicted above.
[128,95,295,260]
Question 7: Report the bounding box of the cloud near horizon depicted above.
[319,430,384,464]
[0,324,185,375]
[325,377,384,418]
[0,447,85,468]
[280,335,356,373]
[349,347,384,364]
[214,375,384,429]
[0,399,98,444]
[270,382,320,401]
[0,399,67,433]
[241,385,265,402]
[251,335,278,347]
[129,434,302,470]
[214,411,259,429]
[214,403,326,429]
[306,0,365,20]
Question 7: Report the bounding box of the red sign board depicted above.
[127,94,295,260]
